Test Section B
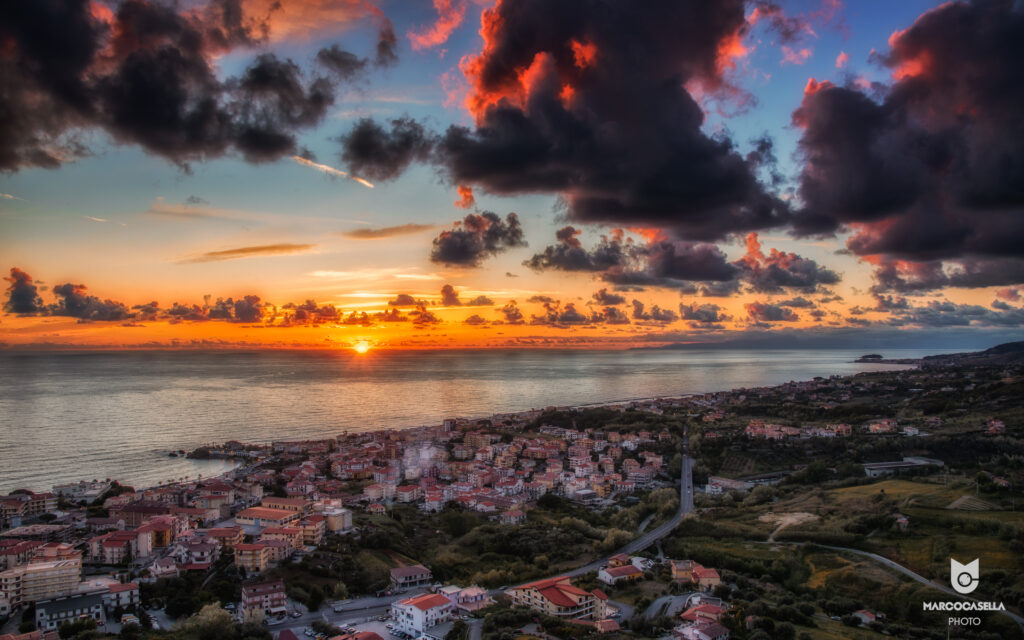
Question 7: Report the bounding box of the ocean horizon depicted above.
[0,346,958,493]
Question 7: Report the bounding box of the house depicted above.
[504,576,608,620]
[597,564,643,586]
[0,630,59,640]
[207,527,245,550]
[437,585,494,612]
[146,557,178,581]
[242,580,287,617]
[675,621,730,640]
[260,497,310,514]
[390,565,433,589]
[607,553,631,568]
[499,510,525,525]
[670,560,721,589]
[102,582,140,611]
[680,603,726,624]
[234,543,272,574]
[368,503,387,516]
[35,593,105,632]
[390,593,454,636]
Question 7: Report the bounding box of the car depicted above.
[291,611,302,618]
[346,628,357,633]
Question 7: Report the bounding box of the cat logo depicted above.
[951,558,979,595]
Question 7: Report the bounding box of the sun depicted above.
[352,341,372,354]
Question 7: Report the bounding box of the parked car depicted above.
[291,611,302,618]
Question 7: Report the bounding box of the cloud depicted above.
[781,46,812,65]
[531,300,592,326]
[410,304,441,326]
[337,0,791,241]
[525,227,739,290]
[454,184,475,209]
[996,287,1022,302]
[180,243,316,263]
[778,296,815,308]
[292,155,374,188]
[49,283,132,322]
[4,268,45,315]
[0,0,391,171]
[407,0,467,51]
[591,288,626,306]
[887,300,1024,328]
[499,300,525,324]
[745,301,799,323]
[792,1,1024,291]
[430,211,527,267]
[835,50,849,68]
[463,313,488,325]
[631,300,678,323]
[338,223,435,239]
[339,117,436,181]
[679,302,730,323]
[388,293,425,307]
[733,232,840,293]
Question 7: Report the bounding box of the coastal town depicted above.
[1,350,1023,640]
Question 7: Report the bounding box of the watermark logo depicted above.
[951,558,979,595]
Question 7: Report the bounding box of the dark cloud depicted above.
[527,295,556,304]
[4,268,45,314]
[440,284,461,306]
[338,224,434,239]
[631,300,678,323]
[778,296,815,308]
[793,1,1024,289]
[339,117,436,182]
[410,304,441,326]
[532,300,591,326]
[745,301,799,323]
[464,314,488,326]
[206,295,265,323]
[0,0,388,171]
[591,288,626,306]
[49,283,131,321]
[526,227,738,290]
[284,300,340,325]
[430,212,527,267]
[733,233,840,293]
[678,303,730,323]
[388,293,425,307]
[594,306,631,325]
[338,0,790,240]
[888,300,1024,328]
[499,300,525,324]
[316,44,368,81]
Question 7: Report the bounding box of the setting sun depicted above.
[352,341,372,354]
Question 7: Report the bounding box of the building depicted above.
[597,564,643,586]
[390,565,433,589]
[0,559,81,608]
[862,456,944,478]
[35,593,105,632]
[437,585,493,612]
[207,527,245,550]
[234,544,272,574]
[260,497,310,514]
[670,561,721,590]
[102,582,140,611]
[504,576,608,620]
[390,593,454,636]
[675,621,730,640]
[242,580,287,617]
[323,507,353,533]
[235,507,300,528]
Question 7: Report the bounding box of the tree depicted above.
[307,585,325,612]
[120,623,143,639]
[446,620,468,640]
[58,617,98,639]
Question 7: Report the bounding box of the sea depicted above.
[0,347,951,493]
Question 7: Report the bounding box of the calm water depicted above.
[0,347,946,492]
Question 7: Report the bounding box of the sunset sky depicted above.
[2,0,1023,350]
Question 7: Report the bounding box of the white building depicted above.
[390,593,454,636]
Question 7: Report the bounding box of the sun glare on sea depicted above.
[352,341,372,354]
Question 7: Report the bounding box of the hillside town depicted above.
[1,360,1022,640]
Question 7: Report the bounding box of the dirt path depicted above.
[759,511,819,542]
